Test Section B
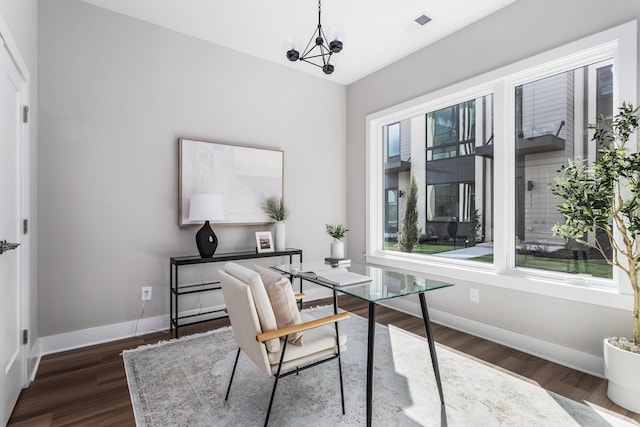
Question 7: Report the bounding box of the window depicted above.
[367,21,636,294]
[385,189,398,236]
[383,96,493,258]
[432,106,458,146]
[383,120,411,242]
[427,184,458,221]
[514,61,614,278]
[427,102,476,160]
[387,122,400,158]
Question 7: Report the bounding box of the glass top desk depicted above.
[272,262,454,426]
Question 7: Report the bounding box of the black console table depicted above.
[170,248,303,338]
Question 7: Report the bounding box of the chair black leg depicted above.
[265,337,289,427]
[225,348,241,401]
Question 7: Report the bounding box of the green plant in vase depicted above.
[261,196,289,252]
[326,224,349,259]
[261,196,290,222]
[326,224,349,240]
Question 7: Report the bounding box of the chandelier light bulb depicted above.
[329,39,343,53]
[286,49,300,61]
[322,64,334,75]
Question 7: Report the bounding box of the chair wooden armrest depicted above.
[256,311,350,343]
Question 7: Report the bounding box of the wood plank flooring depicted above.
[8,296,640,426]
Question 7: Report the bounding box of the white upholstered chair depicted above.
[219,262,349,427]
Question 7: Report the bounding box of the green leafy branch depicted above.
[550,102,640,345]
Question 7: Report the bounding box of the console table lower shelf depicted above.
[170,248,303,338]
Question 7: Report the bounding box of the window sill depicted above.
[365,252,632,311]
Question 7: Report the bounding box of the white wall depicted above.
[346,0,640,375]
[38,0,346,339]
[0,0,38,358]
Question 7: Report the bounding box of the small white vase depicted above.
[274,221,286,252]
[604,337,640,413]
[330,239,344,259]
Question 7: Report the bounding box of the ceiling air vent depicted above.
[414,14,431,26]
[403,12,432,33]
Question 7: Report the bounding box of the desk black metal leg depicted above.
[419,292,444,404]
[366,302,376,427]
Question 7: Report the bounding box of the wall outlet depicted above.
[141,286,152,301]
[470,288,480,303]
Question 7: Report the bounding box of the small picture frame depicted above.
[255,231,274,253]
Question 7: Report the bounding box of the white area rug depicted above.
[123,306,634,426]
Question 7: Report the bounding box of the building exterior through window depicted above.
[513,60,613,277]
[382,59,613,278]
[384,95,494,260]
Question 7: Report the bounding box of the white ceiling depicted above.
[81,0,517,85]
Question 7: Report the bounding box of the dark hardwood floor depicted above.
[8,296,640,426]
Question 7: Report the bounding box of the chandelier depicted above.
[286,0,343,75]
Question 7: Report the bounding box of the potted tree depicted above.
[261,196,290,252]
[326,224,349,259]
[550,102,640,412]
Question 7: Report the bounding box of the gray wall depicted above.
[0,0,38,352]
[38,0,346,337]
[346,0,640,370]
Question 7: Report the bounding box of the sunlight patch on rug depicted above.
[123,306,634,426]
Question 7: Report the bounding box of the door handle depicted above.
[0,240,20,255]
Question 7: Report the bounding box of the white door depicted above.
[0,38,27,426]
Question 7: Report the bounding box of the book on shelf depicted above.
[297,267,370,287]
[324,257,351,267]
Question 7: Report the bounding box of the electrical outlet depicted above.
[141,286,152,301]
[470,288,480,303]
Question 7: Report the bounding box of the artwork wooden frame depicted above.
[255,231,274,253]
[179,138,284,226]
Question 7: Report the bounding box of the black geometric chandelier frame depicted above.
[286,0,343,75]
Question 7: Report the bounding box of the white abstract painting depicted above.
[179,138,283,226]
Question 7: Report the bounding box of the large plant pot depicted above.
[604,338,640,413]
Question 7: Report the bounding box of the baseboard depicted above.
[35,287,602,382]
[37,287,333,357]
[380,298,605,378]
[38,312,171,356]
[35,283,604,380]
[27,340,41,384]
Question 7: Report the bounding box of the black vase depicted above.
[195,220,218,258]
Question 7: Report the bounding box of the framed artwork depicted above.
[179,138,284,226]
[255,231,274,253]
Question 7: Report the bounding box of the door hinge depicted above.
[23,329,28,345]
[23,219,28,234]
[23,105,29,123]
